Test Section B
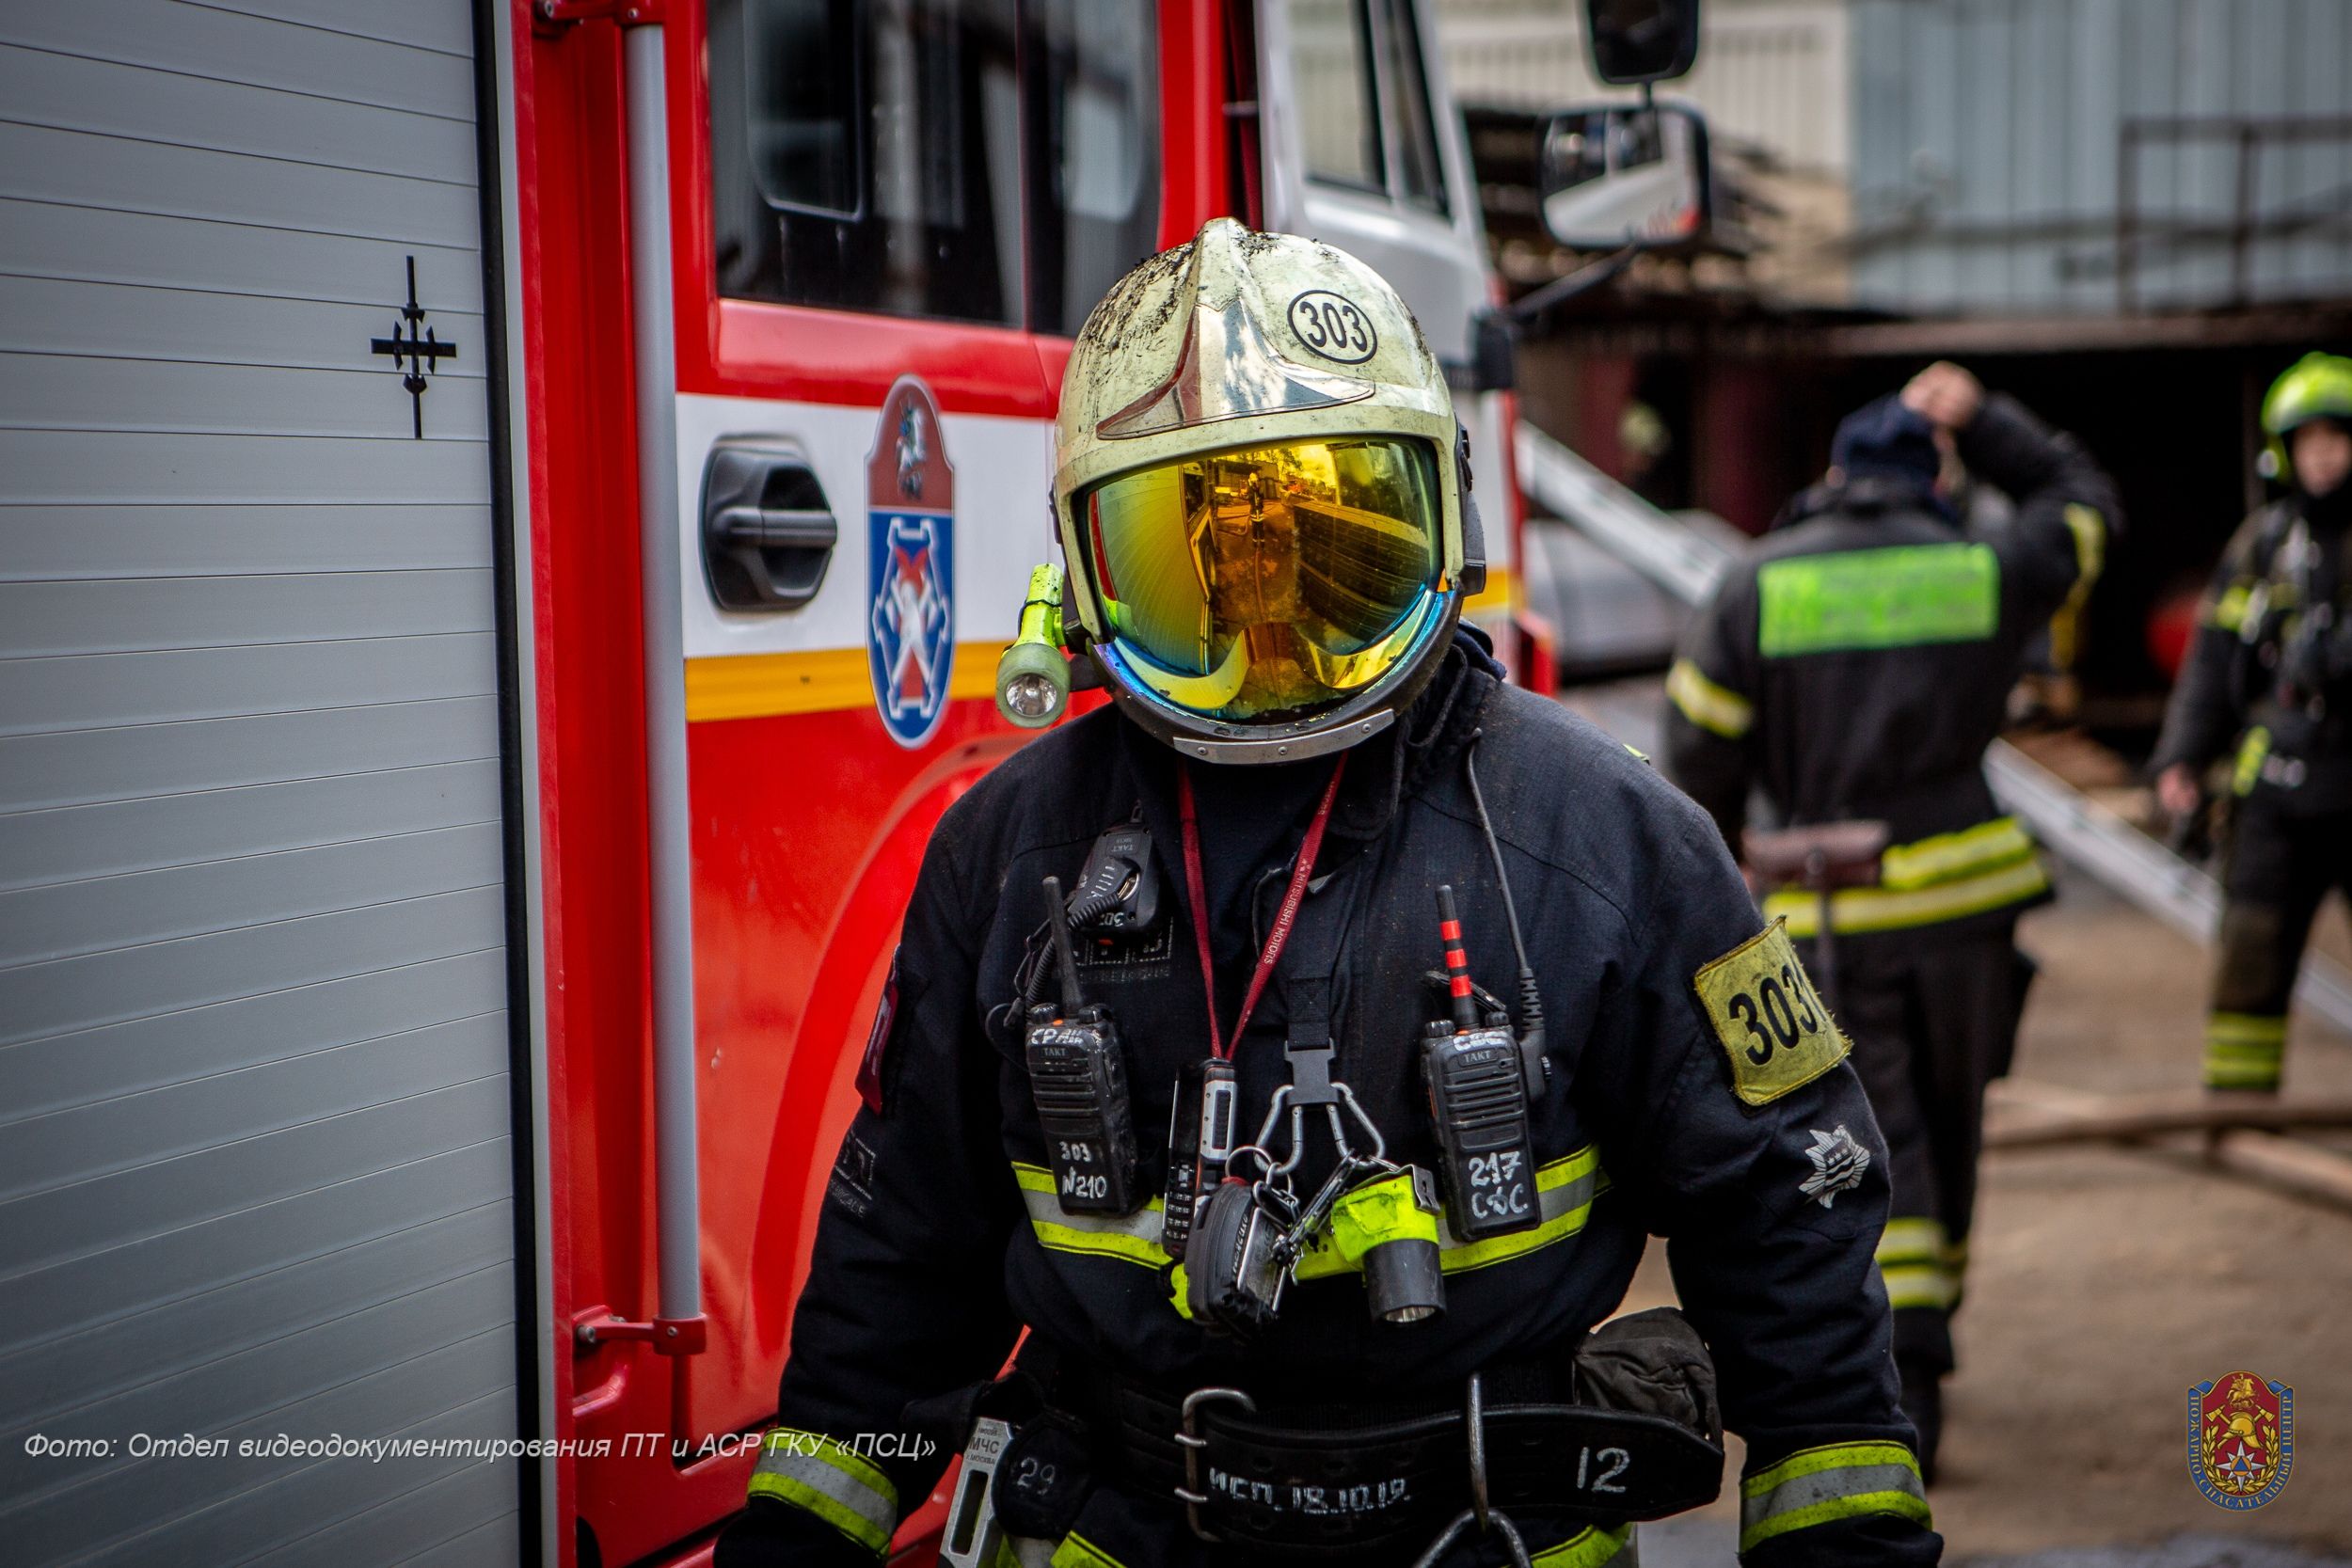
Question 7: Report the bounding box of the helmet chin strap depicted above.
[1455,420,1486,596]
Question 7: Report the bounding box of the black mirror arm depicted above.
[1506,243,1643,325]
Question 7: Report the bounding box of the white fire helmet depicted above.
[1052,217,1481,764]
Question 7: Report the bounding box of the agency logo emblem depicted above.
[2189,1370,2293,1510]
[866,378,956,748]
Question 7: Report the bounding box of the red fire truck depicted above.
[0,3,1531,1564]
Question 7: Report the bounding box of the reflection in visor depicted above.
[1081,438,1443,721]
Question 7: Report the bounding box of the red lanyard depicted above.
[1177,755,1347,1061]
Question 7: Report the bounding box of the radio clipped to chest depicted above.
[1026,873,1141,1215]
[1422,886,1540,1241]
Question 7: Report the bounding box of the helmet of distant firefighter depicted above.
[1049,217,1479,765]
[2261,351,2352,491]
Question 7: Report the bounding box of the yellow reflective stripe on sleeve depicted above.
[1877,816,2035,890]
[1292,1147,1607,1281]
[747,1429,899,1556]
[1765,853,2050,937]
[1011,1164,1171,1269]
[1740,1441,1931,1553]
[2233,726,2271,797]
[1048,1531,1127,1568]
[2208,581,2253,631]
[1532,1523,1632,1566]
[2050,504,2106,671]
[1666,658,1755,739]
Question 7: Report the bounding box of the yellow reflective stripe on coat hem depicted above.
[1012,1164,1170,1269]
[748,1429,898,1556]
[1292,1147,1606,1279]
[1876,816,2035,890]
[1740,1441,1929,1552]
[1765,854,2049,937]
[1532,1523,1631,1566]
[1049,1531,1127,1568]
[1667,658,1755,739]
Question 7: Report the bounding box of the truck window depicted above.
[713,0,1023,325]
[1292,0,1383,193]
[1374,0,1448,215]
[1025,0,1160,338]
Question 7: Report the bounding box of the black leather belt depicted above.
[1033,1355,1723,1560]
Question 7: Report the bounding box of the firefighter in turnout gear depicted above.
[2153,352,2352,1095]
[716,220,1939,1568]
[1662,363,2120,1481]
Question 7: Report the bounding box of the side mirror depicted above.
[1584,0,1701,86]
[1538,103,1711,253]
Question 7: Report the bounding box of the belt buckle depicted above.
[1172,1386,1257,1544]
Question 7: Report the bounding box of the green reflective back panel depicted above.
[1756,543,1998,657]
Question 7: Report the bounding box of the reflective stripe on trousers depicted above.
[1014,1519,1632,1567]
[1739,1440,1931,1552]
[746,1427,899,1555]
[2204,1011,2286,1090]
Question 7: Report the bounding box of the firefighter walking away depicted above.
[717,218,1939,1567]
[1661,362,2122,1481]
[2153,352,2352,1096]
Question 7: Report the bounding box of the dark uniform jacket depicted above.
[720,635,1940,1567]
[1663,396,2119,939]
[2151,484,2352,811]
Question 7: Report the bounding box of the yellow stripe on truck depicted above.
[686,642,1003,722]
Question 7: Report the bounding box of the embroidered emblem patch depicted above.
[1799,1124,1870,1209]
[1692,919,1849,1106]
[2190,1370,2293,1510]
[828,1132,879,1219]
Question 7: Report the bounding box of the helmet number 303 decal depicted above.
[1287,290,1377,364]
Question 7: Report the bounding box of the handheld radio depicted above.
[1420,886,1539,1240]
[1025,876,1140,1215]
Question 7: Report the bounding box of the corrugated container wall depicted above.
[1852,0,2352,314]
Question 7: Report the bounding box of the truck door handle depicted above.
[700,439,837,611]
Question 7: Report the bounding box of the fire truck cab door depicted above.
[1253,0,1513,609]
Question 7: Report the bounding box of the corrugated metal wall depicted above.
[1852,0,2352,313]
[1439,0,1851,174]
[0,2,526,1563]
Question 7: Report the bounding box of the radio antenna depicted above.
[1043,875,1087,1015]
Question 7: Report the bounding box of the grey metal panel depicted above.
[0,121,480,247]
[0,822,503,968]
[0,571,494,657]
[0,633,498,736]
[0,198,481,312]
[0,354,492,442]
[127,1401,519,1560]
[0,1,524,1558]
[246,1466,522,1568]
[0,1139,513,1355]
[0,759,502,892]
[0,0,475,119]
[0,504,493,581]
[0,884,506,1048]
[183,0,479,60]
[0,696,501,812]
[0,1078,513,1278]
[0,277,485,382]
[0,949,508,1123]
[2,1320,516,1562]
[0,43,476,182]
[0,1202,515,1423]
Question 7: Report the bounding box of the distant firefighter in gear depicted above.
[715,220,1940,1568]
[2153,352,2352,1096]
[1662,362,2121,1481]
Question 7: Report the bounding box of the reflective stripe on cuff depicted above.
[747,1428,898,1556]
[1533,1523,1631,1566]
[2204,1014,2286,1089]
[1666,658,1755,739]
[1740,1441,1931,1552]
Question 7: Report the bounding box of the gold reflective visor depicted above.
[1080,438,1445,722]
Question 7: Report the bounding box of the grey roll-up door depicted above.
[0,2,529,1564]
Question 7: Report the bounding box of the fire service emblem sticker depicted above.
[2188,1370,2293,1510]
[866,377,956,748]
